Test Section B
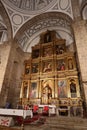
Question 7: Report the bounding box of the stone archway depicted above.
[0,1,12,40]
[14,12,73,52]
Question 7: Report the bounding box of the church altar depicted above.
[0,108,33,119]
[0,108,33,127]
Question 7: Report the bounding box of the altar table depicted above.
[0,108,33,119]
[0,108,33,127]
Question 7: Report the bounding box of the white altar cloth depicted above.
[38,105,56,115]
[38,104,56,108]
[0,109,33,119]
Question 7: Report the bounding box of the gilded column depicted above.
[20,81,23,98]
[55,76,58,98]
[27,80,30,98]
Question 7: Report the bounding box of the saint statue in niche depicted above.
[44,32,51,43]
[23,81,28,98]
[23,87,27,98]
[42,84,52,104]
[70,79,76,93]
[68,58,73,70]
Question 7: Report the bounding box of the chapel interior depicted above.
[0,0,87,121]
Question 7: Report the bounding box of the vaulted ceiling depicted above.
[0,0,87,52]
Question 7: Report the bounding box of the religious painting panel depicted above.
[55,44,65,55]
[57,59,66,71]
[58,79,67,98]
[32,63,39,73]
[32,49,39,59]
[43,46,53,57]
[43,60,52,73]
[25,64,30,75]
[30,82,37,99]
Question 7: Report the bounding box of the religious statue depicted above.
[68,58,73,70]
[70,80,76,93]
[42,84,52,104]
[44,32,51,43]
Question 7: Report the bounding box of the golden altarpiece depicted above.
[20,30,83,116]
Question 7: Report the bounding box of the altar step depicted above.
[2,116,87,130]
[0,125,18,130]
[45,116,87,130]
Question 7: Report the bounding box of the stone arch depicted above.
[80,0,87,19]
[14,12,74,52]
[0,1,12,40]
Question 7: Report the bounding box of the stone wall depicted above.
[0,41,31,107]
[0,42,11,107]
[73,20,87,110]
